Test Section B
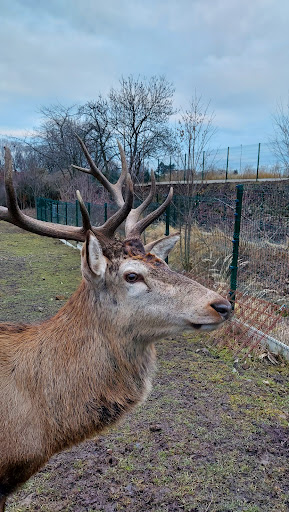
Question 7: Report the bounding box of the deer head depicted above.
[80,231,231,344]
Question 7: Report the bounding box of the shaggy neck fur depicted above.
[0,279,156,459]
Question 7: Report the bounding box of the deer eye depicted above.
[125,272,140,283]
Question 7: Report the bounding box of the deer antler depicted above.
[125,186,173,239]
[76,190,92,232]
[73,137,173,240]
[100,174,133,238]
[72,135,127,207]
[0,147,133,242]
[1,139,172,244]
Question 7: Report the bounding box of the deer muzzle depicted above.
[189,298,232,331]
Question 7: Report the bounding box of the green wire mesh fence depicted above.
[36,198,118,227]
[153,142,289,183]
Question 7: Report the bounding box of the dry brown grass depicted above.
[144,222,232,288]
[155,168,285,182]
[145,222,289,348]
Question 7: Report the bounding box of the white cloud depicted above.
[1,0,289,145]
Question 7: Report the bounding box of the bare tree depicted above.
[15,167,60,209]
[177,93,217,270]
[78,97,118,182]
[0,139,41,174]
[178,92,217,184]
[0,139,57,208]
[17,76,176,195]
[271,99,289,173]
[109,75,176,181]
[34,104,85,176]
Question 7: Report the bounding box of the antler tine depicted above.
[117,140,129,190]
[72,135,127,207]
[126,187,174,240]
[125,170,156,237]
[100,175,134,239]
[76,190,92,232]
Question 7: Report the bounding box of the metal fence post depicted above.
[259,189,264,231]
[225,146,230,181]
[223,202,227,222]
[184,153,187,183]
[256,142,261,181]
[173,202,177,227]
[104,202,108,222]
[65,202,68,225]
[165,205,170,263]
[75,200,79,227]
[229,184,244,309]
[202,151,205,181]
[36,198,39,220]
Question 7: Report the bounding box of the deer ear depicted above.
[144,233,180,261]
[81,231,107,280]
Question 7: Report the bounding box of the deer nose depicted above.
[210,300,232,321]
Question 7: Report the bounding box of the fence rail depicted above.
[153,142,288,183]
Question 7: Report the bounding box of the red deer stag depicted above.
[0,139,231,511]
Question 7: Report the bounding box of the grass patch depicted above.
[0,222,81,323]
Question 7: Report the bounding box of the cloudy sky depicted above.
[1,0,288,148]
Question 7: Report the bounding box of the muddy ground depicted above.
[0,222,288,512]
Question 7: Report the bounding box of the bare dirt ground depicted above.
[1,222,289,512]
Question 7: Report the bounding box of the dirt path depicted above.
[1,223,288,512]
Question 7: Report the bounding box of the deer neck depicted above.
[49,279,155,358]
[33,280,156,449]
